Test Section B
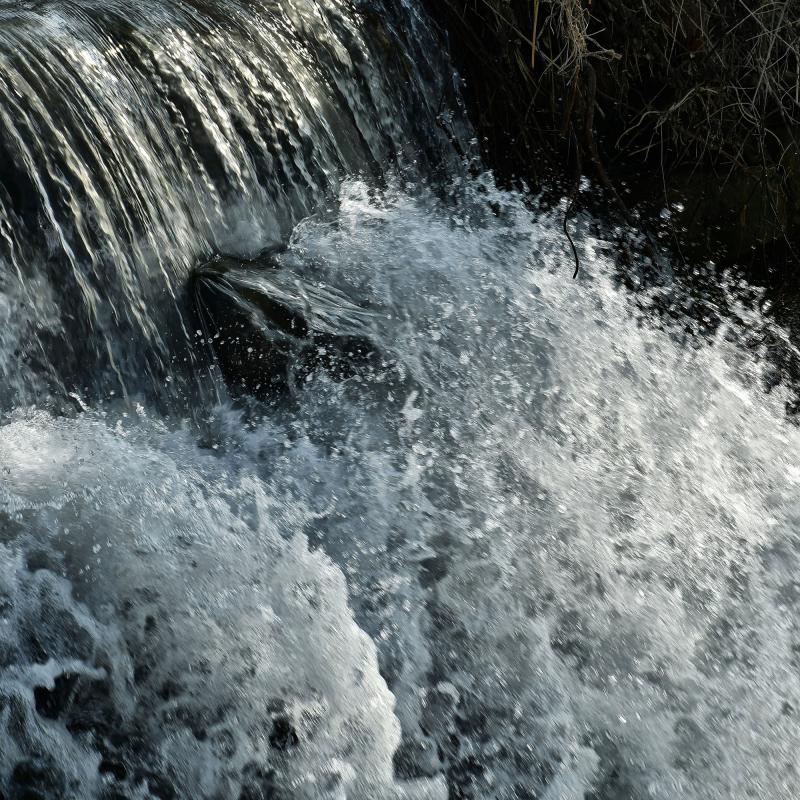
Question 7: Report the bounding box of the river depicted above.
[1,2,799,799]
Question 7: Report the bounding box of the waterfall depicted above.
[0,0,467,407]
[1,3,799,800]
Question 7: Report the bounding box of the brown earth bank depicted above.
[423,0,799,301]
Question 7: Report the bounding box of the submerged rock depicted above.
[190,254,381,400]
[9,756,66,800]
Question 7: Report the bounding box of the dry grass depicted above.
[611,0,799,172]
[430,0,799,254]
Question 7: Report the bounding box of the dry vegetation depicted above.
[428,0,799,264]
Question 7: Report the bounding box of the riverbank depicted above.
[425,0,799,284]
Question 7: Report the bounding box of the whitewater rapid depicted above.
[1,0,799,798]
[2,179,800,799]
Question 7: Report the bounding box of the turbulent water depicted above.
[0,0,467,407]
[1,2,800,800]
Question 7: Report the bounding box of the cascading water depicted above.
[0,0,467,408]
[1,2,799,800]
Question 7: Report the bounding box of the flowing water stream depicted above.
[1,2,799,799]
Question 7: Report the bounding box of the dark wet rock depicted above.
[98,759,127,782]
[190,254,384,400]
[0,137,39,227]
[268,715,299,751]
[9,757,65,800]
[23,550,62,576]
[28,662,121,756]
[239,765,279,800]
[418,555,448,588]
[142,774,176,800]
[0,593,12,621]
[33,673,80,719]
[157,678,183,702]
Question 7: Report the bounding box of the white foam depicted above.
[3,179,800,798]
[0,411,444,799]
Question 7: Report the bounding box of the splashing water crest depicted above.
[0,2,798,800]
